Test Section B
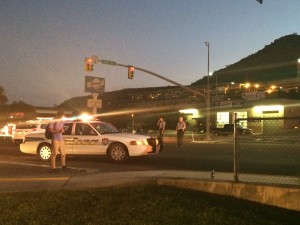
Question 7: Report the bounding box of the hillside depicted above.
[60,34,300,111]
[192,33,300,85]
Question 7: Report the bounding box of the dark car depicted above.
[213,124,253,136]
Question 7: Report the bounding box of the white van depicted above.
[12,121,49,144]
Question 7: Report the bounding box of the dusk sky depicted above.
[1,0,300,107]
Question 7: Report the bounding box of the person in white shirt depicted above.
[49,111,66,172]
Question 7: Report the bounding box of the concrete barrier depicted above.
[157,178,300,212]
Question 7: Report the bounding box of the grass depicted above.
[0,183,299,225]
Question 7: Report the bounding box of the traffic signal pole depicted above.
[98,59,206,98]
[95,58,211,140]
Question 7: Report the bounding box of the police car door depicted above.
[62,122,74,154]
[72,122,100,155]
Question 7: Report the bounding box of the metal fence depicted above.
[235,116,300,187]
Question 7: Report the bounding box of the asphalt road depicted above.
[0,140,233,177]
[0,137,299,180]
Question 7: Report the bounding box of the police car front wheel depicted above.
[108,143,128,162]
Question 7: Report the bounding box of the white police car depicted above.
[20,120,160,162]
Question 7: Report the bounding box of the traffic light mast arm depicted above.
[98,59,206,99]
[134,66,206,99]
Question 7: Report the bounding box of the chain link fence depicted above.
[235,117,300,187]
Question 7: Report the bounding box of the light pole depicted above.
[132,113,135,134]
[297,59,300,78]
[215,72,218,98]
[205,42,211,140]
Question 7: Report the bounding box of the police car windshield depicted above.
[91,122,120,134]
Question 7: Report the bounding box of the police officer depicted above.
[176,117,186,148]
[157,117,166,151]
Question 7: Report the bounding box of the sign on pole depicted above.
[87,99,102,108]
[85,76,105,93]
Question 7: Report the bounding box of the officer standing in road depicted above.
[157,117,166,151]
[176,116,186,148]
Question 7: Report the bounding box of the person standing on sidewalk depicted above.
[49,111,66,172]
[157,117,166,151]
[176,116,186,148]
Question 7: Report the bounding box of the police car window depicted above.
[63,123,73,135]
[91,122,119,134]
[16,124,38,129]
[40,124,47,129]
[75,123,97,136]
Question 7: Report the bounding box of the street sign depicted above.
[85,76,105,93]
[87,99,102,108]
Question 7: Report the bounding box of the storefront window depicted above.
[216,112,229,127]
[236,111,248,127]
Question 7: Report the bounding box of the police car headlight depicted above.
[130,140,147,145]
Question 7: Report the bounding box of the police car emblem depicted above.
[102,138,109,145]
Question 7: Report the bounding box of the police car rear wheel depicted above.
[108,144,128,162]
[38,144,51,161]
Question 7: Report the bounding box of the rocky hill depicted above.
[192,33,300,85]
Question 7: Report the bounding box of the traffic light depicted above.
[128,66,134,79]
[85,57,94,72]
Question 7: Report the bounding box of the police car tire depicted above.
[108,143,128,162]
[38,143,51,161]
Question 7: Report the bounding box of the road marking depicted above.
[0,160,98,173]
[0,160,49,168]
[0,177,70,182]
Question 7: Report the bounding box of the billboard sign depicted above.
[85,76,105,93]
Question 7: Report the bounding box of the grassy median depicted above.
[0,183,299,225]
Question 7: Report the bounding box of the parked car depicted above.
[212,124,253,136]
[12,121,49,144]
[20,119,160,162]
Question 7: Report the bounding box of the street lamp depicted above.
[205,42,211,140]
[132,114,135,134]
[297,59,300,77]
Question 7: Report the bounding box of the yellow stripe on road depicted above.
[0,177,70,182]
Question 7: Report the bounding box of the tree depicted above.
[0,86,8,105]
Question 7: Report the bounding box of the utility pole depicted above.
[205,42,211,140]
